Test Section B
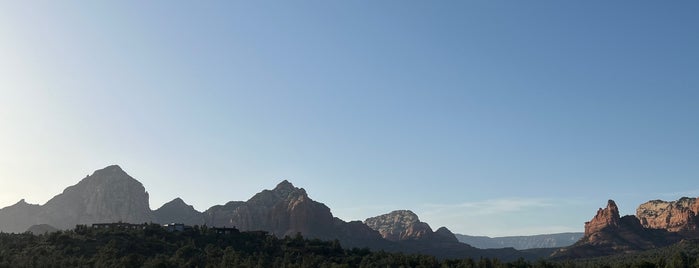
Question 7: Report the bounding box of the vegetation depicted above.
[558,239,699,268]
[0,224,698,267]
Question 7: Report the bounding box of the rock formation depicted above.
[584,200,621,235]
[0,165,155,231]
[37,165,156,229]
[364,210,431,241]
[364,210,458,243]
[154,198,205,226]
[203,180,336,238]
[0,199,41,233]
[553,199,681,259]
[0,165,547,261]
[636,197,699,233]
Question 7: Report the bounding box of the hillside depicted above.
[454,232,583,250]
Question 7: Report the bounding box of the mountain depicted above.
[0,165,155,232]
[636,197,699,234]
[0,165,550,260]
[0,199,41,233]
[454,232,583,250]
[153,198,204,226]
[552,200,681,259]
[364,210,458,243]
[203,180,338,239]
[38,165,156,229]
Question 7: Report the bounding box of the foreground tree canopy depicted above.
[0,224,698,268]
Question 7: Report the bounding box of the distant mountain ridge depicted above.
[454,232,583,250]
[0,165,544,261]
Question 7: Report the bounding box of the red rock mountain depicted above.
[636,197,699,234]
[553,199,681,259]
[203,180,336,238]
[0,165,546,261]
[364,210,458,243]
[584,200,620,235]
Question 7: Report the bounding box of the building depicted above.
[91,222,148,230]
[211,226,239,235]
[163,223,193,232]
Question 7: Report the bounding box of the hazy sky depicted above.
[1,1,698,236]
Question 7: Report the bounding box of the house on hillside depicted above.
[163,223,193,232]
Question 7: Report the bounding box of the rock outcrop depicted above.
[0,165,155,231]
[37,165,156,229]
[204,180,336,238]
[584,200,620,235]
[154,198,204,226]
[553,199,681,259]
[0,165,549,261]
[365,210,431,241]
[364,210,458,243]
[636,197,699,233]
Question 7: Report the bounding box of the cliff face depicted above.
[0,165,155,231]
[636,197,699,233]
[203,180,335,238]
[364,210,432,241]
[38,165,155,229]
[553,199,681,259]
[0,165,547,261]
[584,200,621,236]
[364,210,458,243]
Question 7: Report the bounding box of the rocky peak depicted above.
[98,164,124,173]
[554,199,684,259]
[274,180,294,191]
[248,180,307,206]
[13,199,33,207]
[364,210,433,241]
[434,227,459,243]
[39,165,155,229]
[584,200,621,236]
[205,180,334,238]
[154,198,204,225]
[3,199,39,210]
[365,210,419,226]
[161,198,190,208]
[273,180,306,198]
[636,197,699,233]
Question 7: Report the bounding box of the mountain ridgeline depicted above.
[0,166,154,232]
[4,165,699,261]
[454,233,584,250]
[0,165,540,260]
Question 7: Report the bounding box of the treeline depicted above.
[560,239,699,268]
[0,224,698,267]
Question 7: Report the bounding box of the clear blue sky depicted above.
[1,1,698,236]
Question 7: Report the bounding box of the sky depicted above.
[1,1,698,237]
